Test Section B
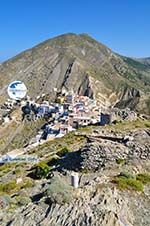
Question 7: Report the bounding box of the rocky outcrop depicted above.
[115,86,140,110]
[80,142,149,172]
[1,171,149,226]
[0,179,134,226]
[78,129,150,172]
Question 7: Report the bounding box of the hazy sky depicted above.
[0,0,150,61]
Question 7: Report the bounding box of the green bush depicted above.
[45,176,73,205]
[0,163,12,174]
[144,122,150,128]
[113,177,143,191]
[16,196,31,206]
[13,168,22,175]
[57,147,70,157]
[31,162,52,179]
[113,173,144,192]
[126,178,143,191]
[136,173,150,184]
[116,158,126,165]
[21,178,34,189]
[118,172,134,179]
[0,180,17,193]
[80,167,89,174]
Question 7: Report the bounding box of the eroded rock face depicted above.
[115,87,140,110]
[0,33,150,113]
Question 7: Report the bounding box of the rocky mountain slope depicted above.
[0,33,150,113]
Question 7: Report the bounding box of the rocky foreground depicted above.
[0,126,150,226]
[2,177,149,226]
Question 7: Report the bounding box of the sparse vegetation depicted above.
[144,121,150,128]
[21,178,34,189]
[30,161,52,179]
[116,158,126,165]
[136,173,150,184]
[0,162,29,177]
[15,196,31,206]
[80,167,89,174]
[29,132,86,159]
[45,176,73,205]
[107,119,150,131]
[0,163,12,176]
[114,178,143,191]
[13,168,22,175]
[57,147,70,157]
[0,118,45,154]
[0,177,34,195]
[123,56,150,71]
[0,180,18,194]
[118,172,134,179]
[113,173,144,192]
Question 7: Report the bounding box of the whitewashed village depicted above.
[0,82,138,163]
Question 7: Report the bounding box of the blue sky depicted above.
[0,0,150,61]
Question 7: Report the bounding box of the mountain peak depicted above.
[0,34,150,114]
